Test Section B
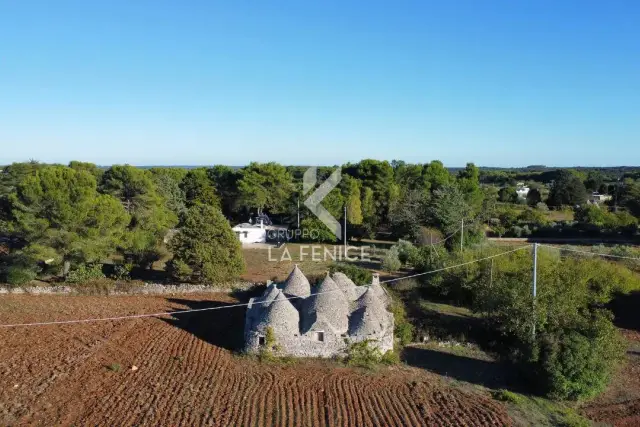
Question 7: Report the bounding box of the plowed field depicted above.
[0,294,512,426]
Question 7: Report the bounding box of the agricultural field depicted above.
[0,293,512,426]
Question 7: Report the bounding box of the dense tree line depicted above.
[2,159,640,284]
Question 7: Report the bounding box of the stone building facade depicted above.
[244,265,394,357]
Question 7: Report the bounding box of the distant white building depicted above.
[516,182,530,199]
[233,222,267,244]
[588,192,612,205]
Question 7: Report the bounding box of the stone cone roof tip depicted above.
[282,265,311,298]
[260,283,280,307]
[369,273,389,303]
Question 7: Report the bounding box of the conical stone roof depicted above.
[305,274,349,333]
[331,272,358,301]
[349,288,390,337]
[282,265,311,299]
[256,290,300,335]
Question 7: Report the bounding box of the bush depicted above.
[5,266,37,286]
[538,310,625,400]
[492,389,524,404]
[258,327,282,363]
[536,202,549,211]
[344,340,384,369]
[329,262,372,286]
[382,246,402,272]
[381,350,400,365]
[396,240,418,265]
[65,264,105,284]
[390,298,414,346]
[166,259,193,282]
[109,264,131,281]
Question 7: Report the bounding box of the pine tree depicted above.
[168,204,245,283]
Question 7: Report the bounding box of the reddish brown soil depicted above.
[0,294,512,426]
[581,329,640,426]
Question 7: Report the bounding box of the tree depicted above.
[423,160,452,193]
[619,179,640,217]
[167,204,244,283]
[394,162,426,193]
[207,165,240,217]
[426,183,471,237]
[237,162,293,214]
[547,171,588,207]
[584,171,604,192]
[69,161,103,180]
[151,171,186,217]
[389,189,426,241]
[456,163,483,211]
[180,168,220,208]
[343,159,395,225]
[343,176,363,225]
[361,187,376,238]
[100,165,178,268]
[526,188,542,206]
[9,165,130,275]
[498,186,518,203]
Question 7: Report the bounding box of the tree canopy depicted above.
[168,203,244,283]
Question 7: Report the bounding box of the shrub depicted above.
[381,350,400,365]
[390,298,414,346]
[536,202,549,211]
[508,225,524,237]
[329,262,372,286]
[396,240,418,265]
[166,259,193,282]
[538,310,625,400]
[344,340,383,369]
[492,389,524,404]
[65,264,105,284]
[382,246,402,272]
[5,266,37,286]
[258,327,282,362]
[109,264,131,281]
[107,363,122,372]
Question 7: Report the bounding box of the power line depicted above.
[0,244,530,328]
[538,244,640,261]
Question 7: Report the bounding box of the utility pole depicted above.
[460,218,464,251]
[344,205,347,255]
[297,197,300,229]
[532,243,538,339]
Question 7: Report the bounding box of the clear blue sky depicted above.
[0,1,638,167]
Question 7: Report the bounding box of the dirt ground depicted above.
[0,293,512,426]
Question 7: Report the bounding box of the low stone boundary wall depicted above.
[0,281,261,296]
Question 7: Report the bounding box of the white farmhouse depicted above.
[516,182,530,200]
[232,222,267,244]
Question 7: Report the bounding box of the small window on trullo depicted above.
[258,336,265,346]
[314,331,325,342]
